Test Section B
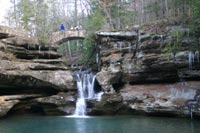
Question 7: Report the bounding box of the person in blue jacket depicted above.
[60,24,65,31]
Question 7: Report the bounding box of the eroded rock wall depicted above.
[94,27,200,117]
[0,27,76,117]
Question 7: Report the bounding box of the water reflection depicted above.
[190,121,194,133]
[73,118,87,133]
[0,116,200,133]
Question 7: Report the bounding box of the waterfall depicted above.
[96,53,98,65]
[39,45,41,53]
[95,92,104,101]
[188,51,200,69]
[188,51,195,69]
[118,42,124,52]
[119,43,122,51]
[73,70,100,116]
[160,35,164,48]
[128,64,132,74]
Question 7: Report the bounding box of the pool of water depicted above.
[0,115,199,133]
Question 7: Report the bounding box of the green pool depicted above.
[0,115,199,133]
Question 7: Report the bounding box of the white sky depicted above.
[0,0,12,25]
[0,0,89,25]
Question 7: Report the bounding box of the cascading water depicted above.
[188,51,200,69]
[96,53,99,65]
[188,51,195,69]
[73,70,102,117]
[95,92,104,101]
[39,45,41,53]
[119,42,124,52]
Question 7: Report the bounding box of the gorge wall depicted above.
[0,26,76,117]
[93,24,200,117]
[1,23,200,118]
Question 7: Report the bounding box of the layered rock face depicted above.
[1,25,200,118]
[94,27,200,117]
[0,26,76,117]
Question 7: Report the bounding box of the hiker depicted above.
[60,24,65,31]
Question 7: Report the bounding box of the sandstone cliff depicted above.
[1,24,200,118]
[93,24,200,117]
[0,26,76,117]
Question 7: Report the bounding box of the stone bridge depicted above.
[0,25,86,45]
[50,30,86,45]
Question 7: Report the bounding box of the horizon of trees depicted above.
[6,0,200,38]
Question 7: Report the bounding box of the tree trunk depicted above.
[75,0,78,26]
[165,0,169,18]
[141,0,144,24]
[68,41,72,59]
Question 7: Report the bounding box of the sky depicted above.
[0,0,89,25]
[0,0,12,25]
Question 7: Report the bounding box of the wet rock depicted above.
[34,92,76,105]
[33,92,76,115]
[139,34,151,43]
[175,51,189,61]
[178,70,200,80]
[87,94,124,115]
